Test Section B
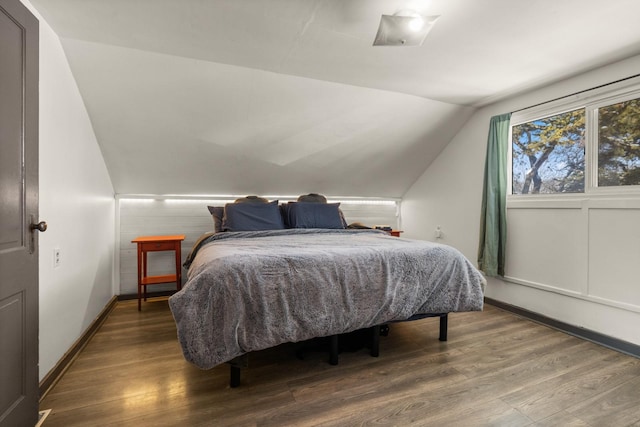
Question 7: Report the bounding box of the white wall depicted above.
[21,0,116,381]
[402,54,640,346]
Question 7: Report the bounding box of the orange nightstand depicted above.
[131,235,185,310]
[373,226,403,237]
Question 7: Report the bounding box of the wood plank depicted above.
[500,351,640,421]
[566,375,640,426]
[39,301,640,426]
[534,410,591,427]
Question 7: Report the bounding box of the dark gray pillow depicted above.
[284,202,344,229]
[207,206,224,232]
[234,195,269,204]
[208,196,269,232]
[295,193,348,227]
[222,200,284,231]
[297,193,327,203]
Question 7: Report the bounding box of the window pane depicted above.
[512,108,585,194]
[598,98,640,187]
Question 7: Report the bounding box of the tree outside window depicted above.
[512,109,585,194]
[598,98,640,187]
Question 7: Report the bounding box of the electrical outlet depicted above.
[53,248,61,268]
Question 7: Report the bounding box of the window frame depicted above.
[508,79,640,199]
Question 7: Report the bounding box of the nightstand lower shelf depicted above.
[141,275,178,285]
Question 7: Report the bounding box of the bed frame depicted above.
[228,313,448,388]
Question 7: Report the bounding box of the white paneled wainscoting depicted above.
[116,195,400,296]
[505,195,640,312]
[497,195,640,346]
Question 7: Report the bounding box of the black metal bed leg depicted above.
[439,314,448,341]
[371,325,380,357]
[228,354,248,388]
[230,365,241,388]
[329,335,339,365]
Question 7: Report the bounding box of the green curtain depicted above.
[478,113,511,277]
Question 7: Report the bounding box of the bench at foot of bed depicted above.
[228,313,448,388]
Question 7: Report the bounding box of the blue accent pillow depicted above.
[207,206,224,232]
[222,200,284,231]
[284,202,345,229]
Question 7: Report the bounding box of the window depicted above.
[598,98,640,187]
[512,108,585,194]
[510,84,640,196]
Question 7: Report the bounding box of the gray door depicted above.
[0,0,40,426]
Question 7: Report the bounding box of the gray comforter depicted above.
[169,229,485,369]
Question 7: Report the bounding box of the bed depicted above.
[168,196,485,387]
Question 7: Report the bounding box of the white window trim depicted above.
[508,77,640,201]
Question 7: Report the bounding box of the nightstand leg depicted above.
[175,243,182,291]
[137,245,142,311]
[143,252,148,302]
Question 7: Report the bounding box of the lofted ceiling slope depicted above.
[30,0,640,197]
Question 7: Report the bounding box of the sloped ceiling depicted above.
[31,0,640,197]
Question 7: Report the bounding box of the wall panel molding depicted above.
[506,198,640,313]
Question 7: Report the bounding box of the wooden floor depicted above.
[40,299,640,426]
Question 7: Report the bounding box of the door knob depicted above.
[30,221,47,232]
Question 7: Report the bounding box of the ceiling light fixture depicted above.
[373,10,439,46]
[407,15,425,32]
